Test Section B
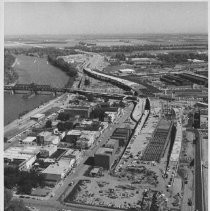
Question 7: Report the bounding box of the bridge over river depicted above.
[4,83,136,100]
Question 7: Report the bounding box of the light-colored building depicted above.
[30,113,45,121]
[42,158,75,184]
[4,147,38,170]
[66,130,82,144]
[21,136,37,145]
[40,145,57,158]
[118,69,135,74]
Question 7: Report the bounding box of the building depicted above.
[39,145,57,158]
[111,128,131,146]
[37,131,51,145]
[30,113,45,121]
[76,131,99,149]
[21,136,37,145]
[64,106,93,118]
[104,112,117,123]
[94,147,115,169]
[89,167,103,177]
[118,69,135,74]
[42,158,75,185]
[105,139,119,153]
[66,130,82,144]
[4,147,38,170]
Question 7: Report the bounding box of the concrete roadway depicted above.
[22,104,134,211]
[194,130,204,211]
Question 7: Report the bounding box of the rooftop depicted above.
[95,147,113,155]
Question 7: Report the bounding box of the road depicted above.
[194,130,204,211]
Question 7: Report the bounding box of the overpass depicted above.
[83,68,140,95]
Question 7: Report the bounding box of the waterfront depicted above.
[4,55,72,125]
[4,93,55,125]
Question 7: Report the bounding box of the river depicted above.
[4,55,72,125]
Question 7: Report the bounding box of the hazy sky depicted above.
[5,2,208,35]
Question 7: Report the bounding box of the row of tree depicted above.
[4,53,18,85]
[70,43,207,53]
[157,52,208,64]
[48,55,78,78]
[5,47,77,58]
[4,188,29,211]
[5,167,45,195]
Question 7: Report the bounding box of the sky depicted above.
[4,2,208,35]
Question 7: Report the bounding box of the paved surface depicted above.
[194,130,204,211]
[201,131,208,211]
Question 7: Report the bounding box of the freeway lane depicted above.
[195,130,204,211]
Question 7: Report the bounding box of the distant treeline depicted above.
[48,55,78,78]
[114,52,208,64]
[4,52,18,85]
[157,52,208,64]
[68,43,208,53]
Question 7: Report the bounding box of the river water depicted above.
[4,55,71,125]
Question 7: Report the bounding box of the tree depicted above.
[57,112,70,121]
[84,78,90,86]
[4,137,8,143]
[57,122,65,131]
[86,94,94,102]
[6,199,28,211]
[64,121,74,130]
[45,120,52,128]
[4,188,13,210]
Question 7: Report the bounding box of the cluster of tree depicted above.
[84,78,90,86]
[57,121,74,132]
[48,55,78,78]
[57,112,70,121]
[127,53,156,59]
[114,53,126,61]
[157,52,208,64]
[45,120,52,128]
[4,52,18,85]
[4,188,29,211]
[5,167,45,195]
[90,108,105,121]
[5,47,77,58]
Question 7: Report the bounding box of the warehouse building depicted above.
[30,113,45,121]
[64,106,93,118]
[111,127,131,146]
[42,158,75,185]
[118,69,135,74]
[105,139,119,154]
[4,146,39,170]
[21,136,37,145]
